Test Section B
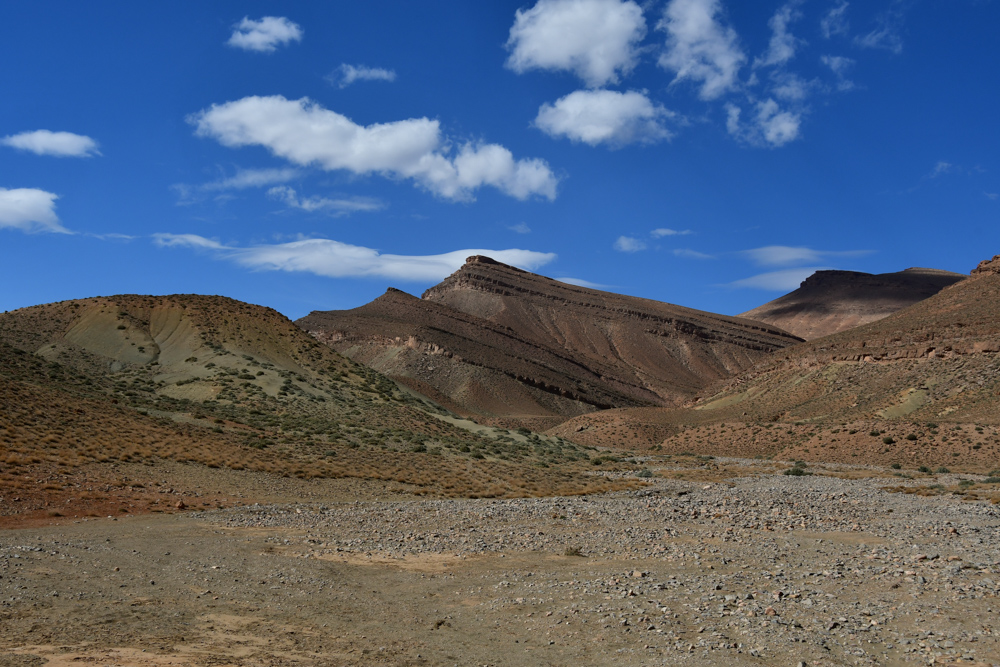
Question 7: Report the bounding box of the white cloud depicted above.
[755,1,804,68]
[505,0,646,87]
[673,248,713,259]
[0,187,68,233]
[985,192,999,201]
[509,222,532,234]
[855,7,904,54]
[188,95,558,201]
[657,0,746,100]
[730,267,825,290]
[820,1,849,39]
[725,99,801,147]
[153,233,556,282]
[201,167,301,191]
[534,90,673,148]
[928,161,954,178]
[821,55,855,91]
[614,235,647,252]
[741,245,872,267]
[1,130,100,158]
[227,16,302,53]
[331,64,397,88]
[555,276,609,288]
[769,72,814,101]
[651,227,693,238]
[266,186,384,215]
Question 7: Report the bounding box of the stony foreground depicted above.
[2,464,999,666]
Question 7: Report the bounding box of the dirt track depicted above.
[2,462,1000,666]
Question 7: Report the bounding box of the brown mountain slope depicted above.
[738,267,965,340]
[299,287,645,419]
[550,255,1000,470]
[297,256,802,424]
[0,295,628,520]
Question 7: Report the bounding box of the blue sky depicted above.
[2,0,998,319]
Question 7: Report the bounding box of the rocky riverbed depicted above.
[2,462,999,666]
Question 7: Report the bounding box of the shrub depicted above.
[983,477,1000,484]
[869,430,881,437]
[935,466,950,474]
[637,469,653,478]
[784,467,809,476]
[905,434,918,441]
[564,547,584,557]
[882,437,896,445]
[890,463,901,470]
[918,466,931,473]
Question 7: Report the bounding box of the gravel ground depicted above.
[2,464,999,666]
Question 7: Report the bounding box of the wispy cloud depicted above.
[855,4,905,54]
[200,167,301,191]
[986,192,999,201]
[508,222,532,234]
[650,227,693,238]
[821,55,856,91]
[0,187,69,234]
[506,0,647,87]
[741,245,872,267]
[673,248,714,259]
[266,186,384,215]
[153,233,556,282]
[172,167,301,205]
[189,95,558,202]
[730,267,827,290]
[613,235,647,252]
[1,130,100,158]
[329,64,397,88]
[227,16,302,53]
[535,89,674,148]
[657,0,746,100]
[725,99,802,147]
[820,1,850,39]
[928,161,955,178]
[754,0,804,68]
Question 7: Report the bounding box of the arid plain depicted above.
[3,256,1000,666]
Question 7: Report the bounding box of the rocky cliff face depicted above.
[298,256,802,424]
[739,267,965,340]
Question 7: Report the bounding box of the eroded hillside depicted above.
[299,256,802,426]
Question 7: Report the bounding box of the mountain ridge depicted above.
[298,255,803,425]
[738,266,966,340]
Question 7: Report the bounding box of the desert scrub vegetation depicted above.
[0,321,626,500]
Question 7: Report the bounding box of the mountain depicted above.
[738,267,965,340]
[551,255,1000,470]
[297,255,802,427]
[0,294,627,519]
